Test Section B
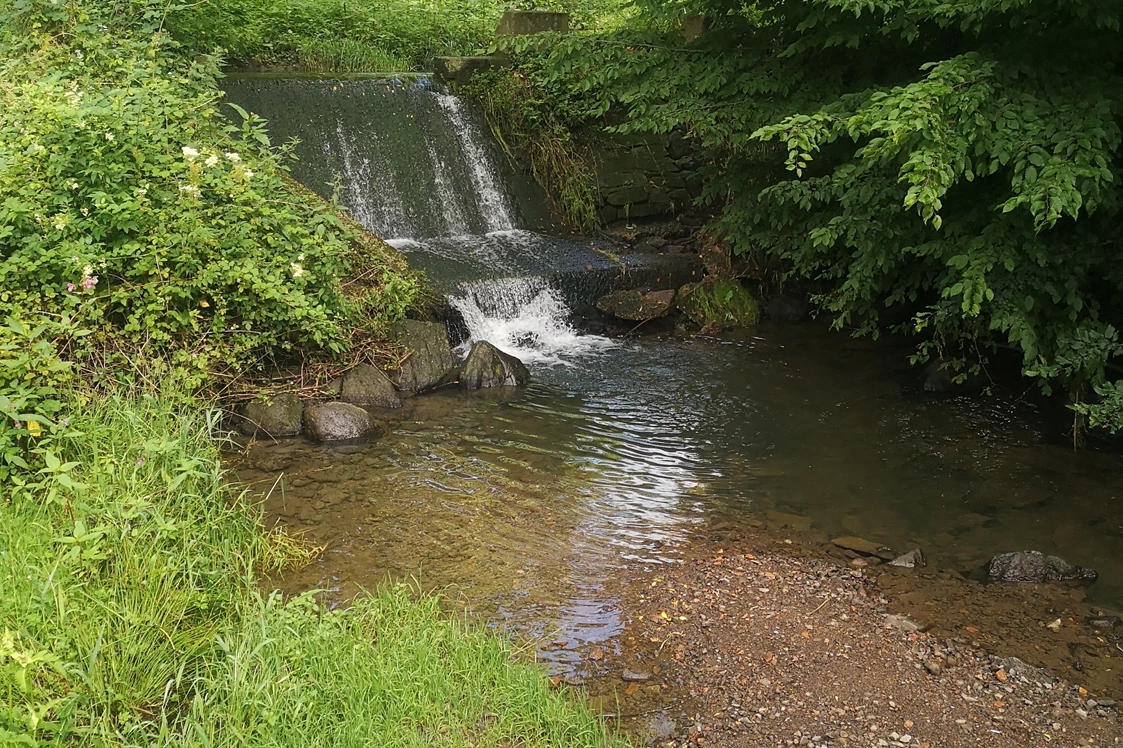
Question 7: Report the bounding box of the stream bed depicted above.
[234,324,1123,676]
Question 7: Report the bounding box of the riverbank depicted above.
[579,529,1123,746]
[0,393,625,745]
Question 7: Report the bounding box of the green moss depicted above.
[678,279,759,328]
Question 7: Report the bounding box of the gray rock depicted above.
[890,548,926,568]
[459,341,530,389]
[621,668,652,682]
[987,550,1098,584]
[303,402,379,442]
[595,289,676,321]
[831,536,889,557]
[389,320,458,393]
[237,393,303,437]
[1086,615,1121,630]
[341,364,401,409]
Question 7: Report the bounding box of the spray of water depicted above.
[450,277,616,366]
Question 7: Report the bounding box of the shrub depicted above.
[0,0,420,389]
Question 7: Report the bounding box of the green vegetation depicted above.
[1,2,626,744]
[678,279,760,330]
[465,67,600,231]
[0,393,624,746]
[170,0,634,72]
[500,0,1123,432]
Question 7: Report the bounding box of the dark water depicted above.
[236,326,1123,669]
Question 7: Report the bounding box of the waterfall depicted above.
[449,277,615,366]
[434,93,516,233]
[223,77,518,241]
[225,76,616,368]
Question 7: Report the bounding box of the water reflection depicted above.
[234,326,1123,672]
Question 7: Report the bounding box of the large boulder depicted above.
[595,289,676,322]
[987,551,1098,584]
[341,364,401,409]
[303,402,379,442]
[459,341,530,389]
[236,393,303,438]
[389,320,458,393]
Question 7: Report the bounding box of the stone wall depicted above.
[594,131,703,225]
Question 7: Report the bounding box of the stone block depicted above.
[495,10,569,36]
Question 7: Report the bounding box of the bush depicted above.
[0,0,421,388]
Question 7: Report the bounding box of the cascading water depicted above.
[450,277,615,366]
[224,74,623,365]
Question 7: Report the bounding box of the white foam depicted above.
[434,93,516,233]
[450,277,616,367]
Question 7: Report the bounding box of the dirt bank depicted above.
[567,529,1122,747]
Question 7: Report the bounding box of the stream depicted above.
[226,75,1123,687]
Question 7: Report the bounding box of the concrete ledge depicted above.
[495,10,569,37]
[433,56,510,87]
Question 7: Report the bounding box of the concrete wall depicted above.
[594,131,703,225]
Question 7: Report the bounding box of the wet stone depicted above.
[237,393,303,438]
[341,363,401,409]
[389,320,458,393]
[459,340,530,389]
[889,548,925,568]
[987,550,1098,584]
[303,402,379,442]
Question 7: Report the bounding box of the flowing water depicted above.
[227,77,1123,677]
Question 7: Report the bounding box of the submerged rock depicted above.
[389,320,458,393]
[987,550,1098,584]
[459,341,530,389]
[831,536,887,556]
[595,288,676,321]
[303,402,379,442]
[236,393,303,438]
[890,548,926,569]
[341,363,401,409]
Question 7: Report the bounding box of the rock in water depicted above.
[890,548,926,568]
[341,363,401,409]
[459,341,530,389]
[987,550,1098,584]
[237,393,303,437]
[303,402,379,442]
[389,320,458,393]
[595,289,676,321]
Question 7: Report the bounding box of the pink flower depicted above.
[80,275,98,291]
[67,283,76,292]
[136,456,145,466]
[59,418,69,426]
[12,421,20,429]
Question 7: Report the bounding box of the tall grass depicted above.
[0,394,626,746]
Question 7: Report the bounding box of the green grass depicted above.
[0,394,626,746]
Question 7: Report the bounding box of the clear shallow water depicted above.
[236,326,1123,670]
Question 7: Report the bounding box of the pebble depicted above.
[622,668,652,682]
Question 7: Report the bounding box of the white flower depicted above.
[104,132,114,141]
[179,184,200,197]
[53,215,68,231]
[135,187,147,197]
[224,152,240,162]
[297,253,304,261]
[182,146,199,159]
[82,265,94,278]
[242,168,254,180]
[80,208,89,217]
[205,154,219,167]
[69,181,79,190]
[290,263,305,279]
[71,256,80,264]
